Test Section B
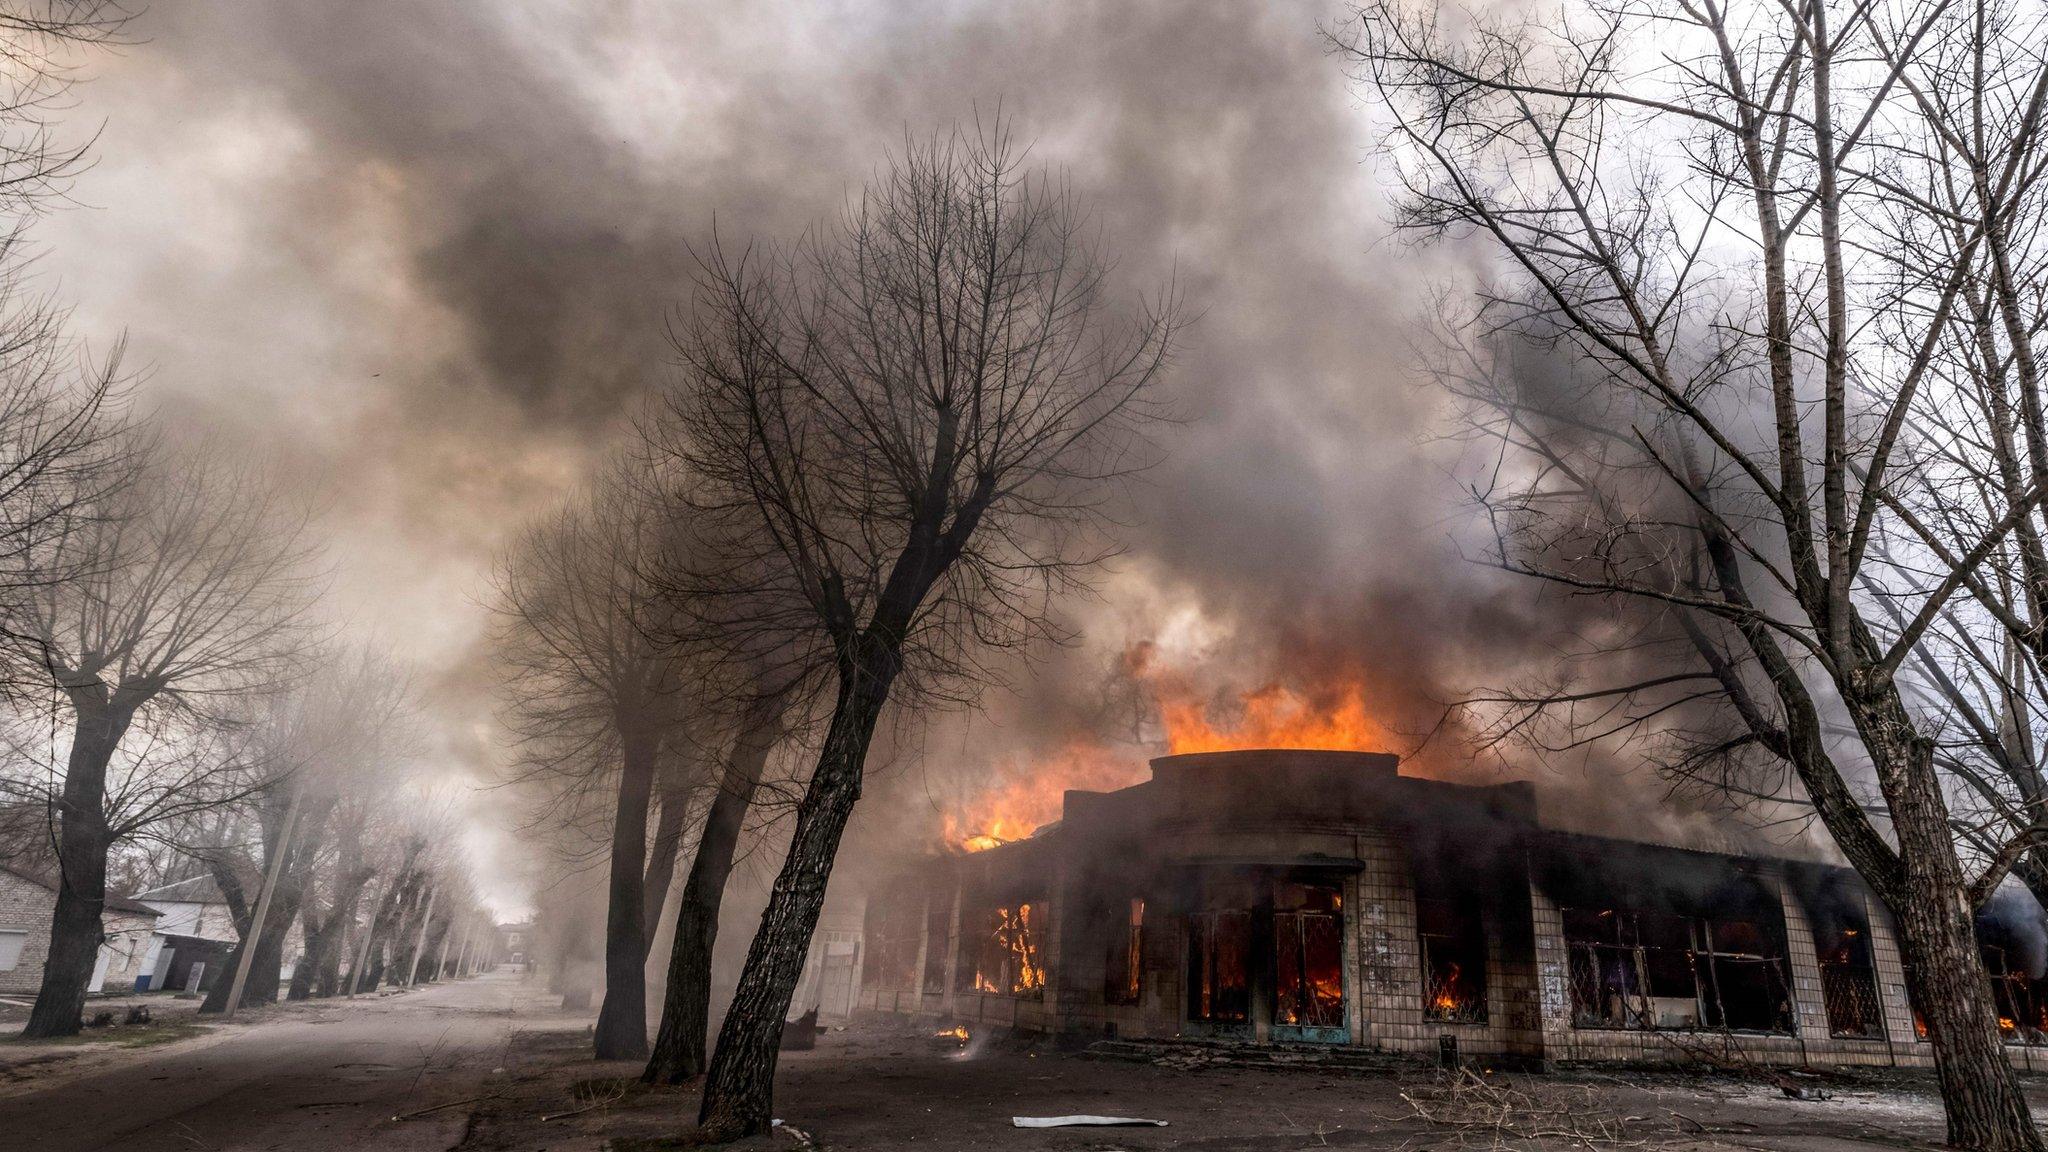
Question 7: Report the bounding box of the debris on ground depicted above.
[780,1009,819,1051]
[1012,1115,1170,1128]
[392,1092,498,1121]
[1152,1048,1226,1070]
[540,1075,632,1122]
[1395,1068,1652,1146]
[771,1118,819,1148]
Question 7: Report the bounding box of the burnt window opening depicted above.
[1105,897,1144,1006]
[1974,890,2048,1045]
[1899,962,1931,1041]
[1982,945,2046,1044]
[1187,909,1251,1023]
[1418,896,1487,1024]
[862,890,921,991]
[921,899,952,994]
[1275,882,1344,1029]
[1563,907,1793,1034]
[961,900,1046,999]
[1564,908,1685,1029]
[1814,916,1881,1039]
[1904,937,2048,1048]
[1695,918,1794,1032]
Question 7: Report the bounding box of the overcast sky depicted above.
[31,1,1637,914]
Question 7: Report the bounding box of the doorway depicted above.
[1184,873,1350,1044]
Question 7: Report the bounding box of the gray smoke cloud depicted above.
[31,1,1730,912]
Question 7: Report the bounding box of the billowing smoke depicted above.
[1984,887,2048,980]
[34,0,1740,912]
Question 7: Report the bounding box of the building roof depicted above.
[0,862,162,917]
[940,749,1842,885]
[131,874,231,906]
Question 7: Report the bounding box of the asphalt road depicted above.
[0,971,533,1152]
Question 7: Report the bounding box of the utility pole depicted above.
[344,876,387,999]
[452,914,475,978]
[429,906,458,982]
[222,792,305,1018]
[403,883,438,986]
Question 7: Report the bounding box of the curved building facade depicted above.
[859,750,2007,1070]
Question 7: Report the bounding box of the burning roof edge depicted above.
[944,749,1846,880]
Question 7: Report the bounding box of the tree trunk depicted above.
[1893,881,2043,1151]
[348,877,406,995]
[287,899,323,1000]
[201,860,305,1012]
[313,924,347,997]
[644,702,782,1084]
[1876,733,2047,1152]
[641,777,691,961]
[293,873,367,999]
[421,923,443,981]
[22,696,136,1039]
[403,879,442,985]
[698,657,893,1139]
[202,794,326,1015]
[594,726,660,1060]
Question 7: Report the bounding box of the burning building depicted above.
[860,749,2048,1070]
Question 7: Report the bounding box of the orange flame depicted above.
[1431,962,1464,1012]
[942,644,1394,851]
[945,740,1142,852]
[1159,680,1388,754]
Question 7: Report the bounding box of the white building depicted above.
[133,874,303,994]
[0,863,163,997]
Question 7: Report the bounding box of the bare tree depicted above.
[0,2,130,222]
[664,120,1180,1138]
[189,647,416,1011]
[344,794,460,996]
[1339,0,2048,1144]
[492,475,692,1059]
[642,689,788,1084]
[10,446,320,1036]
[288,657,419,999]
[0,1,137,676]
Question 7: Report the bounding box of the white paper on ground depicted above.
[1011,1116,1169,1128]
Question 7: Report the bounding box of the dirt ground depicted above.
[1,977,2033,1150]
[0,982,428,1101]
[458,1014,2016,1152]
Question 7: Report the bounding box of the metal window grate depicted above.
[1422,937,1487,1023]
[1820,964,1881,1038]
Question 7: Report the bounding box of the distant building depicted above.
[793,890,865,1025]
[0,863,163,997]
[497,921,533,968]
[133,874,303,994]
[130,875,240,942]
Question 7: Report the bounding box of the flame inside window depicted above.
[1106,897,1144,1006]
[966,902,1045,998]
[1419,895,1487,1024]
